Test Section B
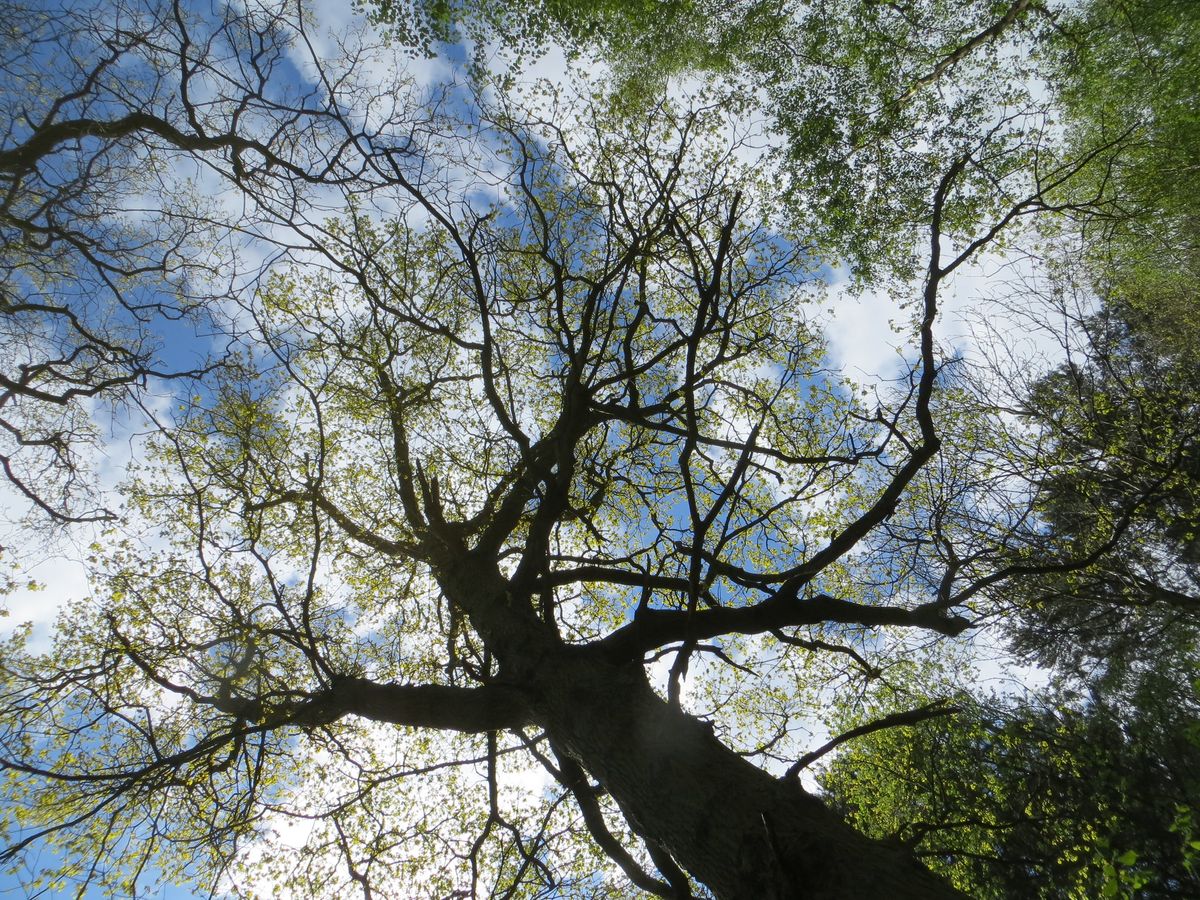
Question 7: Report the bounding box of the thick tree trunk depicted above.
[436,556,961,897]
[529,648,964,900]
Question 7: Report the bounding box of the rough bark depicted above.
[415,540,968,899]
[526,647,965,899]
[332,678,533,732]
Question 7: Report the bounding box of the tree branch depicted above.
[329,677,534,733]
[596,593,970,661]
[548,746,678,898]
[785,699,960,777]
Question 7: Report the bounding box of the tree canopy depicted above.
[818,1,1200,894]
[1,0,1197,898]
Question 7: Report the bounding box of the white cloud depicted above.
[822,280,908,382]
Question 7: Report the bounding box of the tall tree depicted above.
[0,1,1138,898]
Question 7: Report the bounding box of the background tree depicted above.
[367,0,1050,277]
[818,1,1200,894]
[1005,0,1200,669]
[820,678,1200,897]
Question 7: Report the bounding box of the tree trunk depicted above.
[530,647,965,899]
[437,556,962,898]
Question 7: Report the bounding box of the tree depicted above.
[818,2,1200,894]
[942,0,1200,704]
[0,2,1135,899]
[820,679,1200,898]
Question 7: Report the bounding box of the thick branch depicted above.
[246,489,419,557]
[0,111,326,183]
[891,0,1034,109]
[596,593,970,661]
[327,677,533,733]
